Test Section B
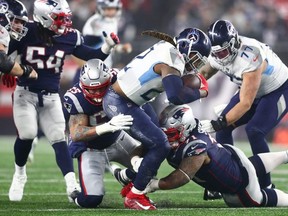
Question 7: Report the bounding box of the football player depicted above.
[102,28,210,210]
[144,104,288,207]
[199,19,288,189]
[0,0,37,87]
[63,58,140,208]
[8,0,119,202]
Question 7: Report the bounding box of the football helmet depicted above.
[175,28,211,73]
[97,0,122,19]
[208,19,241,66]
[159,104,196,145]
[33,0,72,35]
[0,0,28,41]
[79,59,111,105]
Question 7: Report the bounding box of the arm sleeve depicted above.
[162,75,201,105]
[72,44,108,61]
[0,50,15,74]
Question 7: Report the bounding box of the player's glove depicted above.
[96,114,133,136]
[197,73,208,96]
[101,31,120,54]
[19,64,34,78]
[131,156,143,173]
[200,115,227,133]
[1,73,16,88]
[143,178,159,194]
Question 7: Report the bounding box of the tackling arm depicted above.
[225,60,266,126]
[199,62,218,80]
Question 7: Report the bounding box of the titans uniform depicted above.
[63,83,139,202]
[103,40,189,191]
[167,120,274,207]
[8,21,108,144]
[208,36,288,188]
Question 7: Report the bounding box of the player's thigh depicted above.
[248,92,288,134]
[78,150,106,195]
[13,89,38,139]
[106,131,140,168]
[39,94,66,143]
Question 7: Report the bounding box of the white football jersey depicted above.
[209,36,288,98]
[0,25,10,53]
[117,40,185,106]
[82,13,118,37]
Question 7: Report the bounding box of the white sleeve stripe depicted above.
[65,92,84,113]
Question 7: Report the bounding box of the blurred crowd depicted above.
[2,0,288,142]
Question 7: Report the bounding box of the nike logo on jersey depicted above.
[135,201,152,210]
[253,55,259,62]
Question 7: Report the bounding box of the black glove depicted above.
[20,64,33,78]
[211,115,227,131]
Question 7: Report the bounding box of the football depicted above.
[181,74,201,89]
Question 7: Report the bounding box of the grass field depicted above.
[1,136,288,216]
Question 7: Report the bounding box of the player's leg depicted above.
[245,90,288,188]
[39,93,79,202]
[73,150,106,208]
[9,88,38,201]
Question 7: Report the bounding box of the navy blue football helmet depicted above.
[0,0,28,41]
[208,19,240,66]
[175,28,211,73]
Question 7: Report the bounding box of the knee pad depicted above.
[76,194,104,208]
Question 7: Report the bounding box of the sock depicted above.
[131,186,144,195]
[14,137,33,166]
[258,151,288,173]
[64,172,77,187]
[52,141,74,176]
[14,163,26,176]
[125,168,136,181]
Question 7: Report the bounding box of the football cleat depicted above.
[9,174,27,201]
[121,182,133,197]
[124,190,156,210]
[203,188,222,201]
[67,184,81,203]
[113,167,130,186]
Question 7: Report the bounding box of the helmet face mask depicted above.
[159,105,196,148]
[175,28,211,74]
[97,0,122,20]
[33,0,72,35]
[208,20,240,66]
[0,0,28,41]
[79,59,111,105]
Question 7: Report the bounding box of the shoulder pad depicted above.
[182,139,207,157]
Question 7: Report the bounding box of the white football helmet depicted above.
[96,0,122,20]
[33,0,72,35]
[79,59,111,105]
[159,104,196,144]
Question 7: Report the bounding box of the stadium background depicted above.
[1,0,288,144]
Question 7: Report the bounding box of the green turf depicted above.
[1,136,288,215]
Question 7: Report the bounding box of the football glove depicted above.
[197,73,208,96]
[1,73,16,88]
[101,31,120,54]
[96,114,133,136]
[143,178,159,194]
[200,115,227,133]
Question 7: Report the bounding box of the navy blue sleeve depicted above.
[72,44,108,61]
[162,75,201,105]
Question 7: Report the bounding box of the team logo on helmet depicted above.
[0,0,8,13]
[188,31,200,44]
[172,107,190,122]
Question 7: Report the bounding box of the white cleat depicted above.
[9,174,27,201]
[66,183,81,202]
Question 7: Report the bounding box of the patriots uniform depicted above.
[167,120,248,193]
[8,21,108,92]
[63,83,120,157]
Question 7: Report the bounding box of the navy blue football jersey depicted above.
[8,22,108,92]
[63,83,120,157]
[166,120,248,193]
